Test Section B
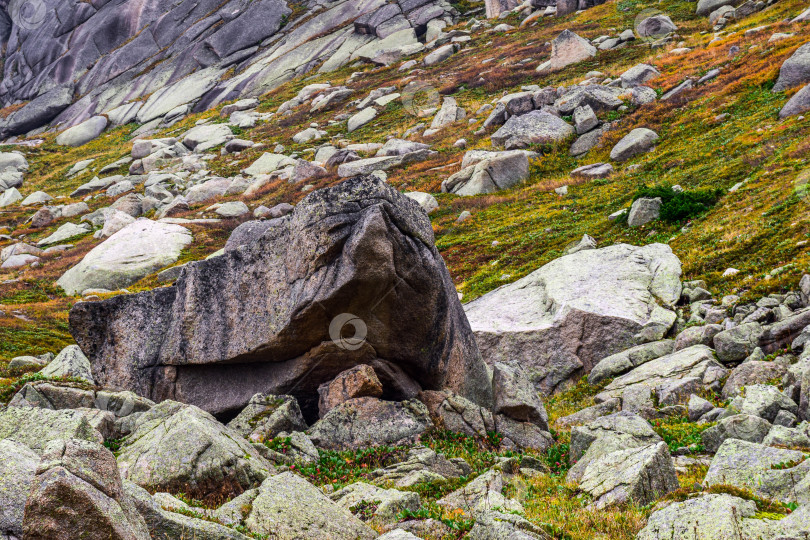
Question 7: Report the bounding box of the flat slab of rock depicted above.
[57,219,192,295]
[588,339,674,385]
[69,177,492,418]
[465,243,681,394]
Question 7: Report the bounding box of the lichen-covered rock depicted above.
[588,340,674,385]
[578,442,679,509]
[596,345,727,403]
[116,401,273,504]
[39,345,94,384]
[70,177,492,418]
[308,397,431,450]
[465,243,681,395]
[0,439,39,539]
[713,322,765,363]
[704,439,810,505]
[226,394,307,441]
[492,362,549,430]
[22,439,151,540]
[700,414,772,452]
[124,481,252,540]
[721,360,788,399]
[737,384,798,423]
[331,482,420,522]
[567,412,662,483]
[245,472,376,539]
[0,406,110,453]
[437,470,522,517]
[637,494,777,539]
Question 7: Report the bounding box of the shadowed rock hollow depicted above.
[69,176,493,420]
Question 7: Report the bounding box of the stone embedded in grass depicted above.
[636,14,677,38]
[609,128,659,162]
[773,43,810,93]
[55,115,109,147]
[491,110,574,150]
[620,64,661,88]
[538,29,596,72]
[627,196,662,227]
[780,83,810,119]
[442,150,529,195]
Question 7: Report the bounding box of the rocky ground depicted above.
[1,0,810,538]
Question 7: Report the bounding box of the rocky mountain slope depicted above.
[1,0,810,538]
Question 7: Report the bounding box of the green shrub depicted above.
[633,185,724,223]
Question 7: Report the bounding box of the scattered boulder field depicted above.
[1,0,810,538]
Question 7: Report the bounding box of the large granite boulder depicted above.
[464,243,681,394]
[69,177,492,420]
[57,219,192,295]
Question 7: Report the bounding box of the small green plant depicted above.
[771,457,805,470]
[544,441,570,476]
[651,416,712,453]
